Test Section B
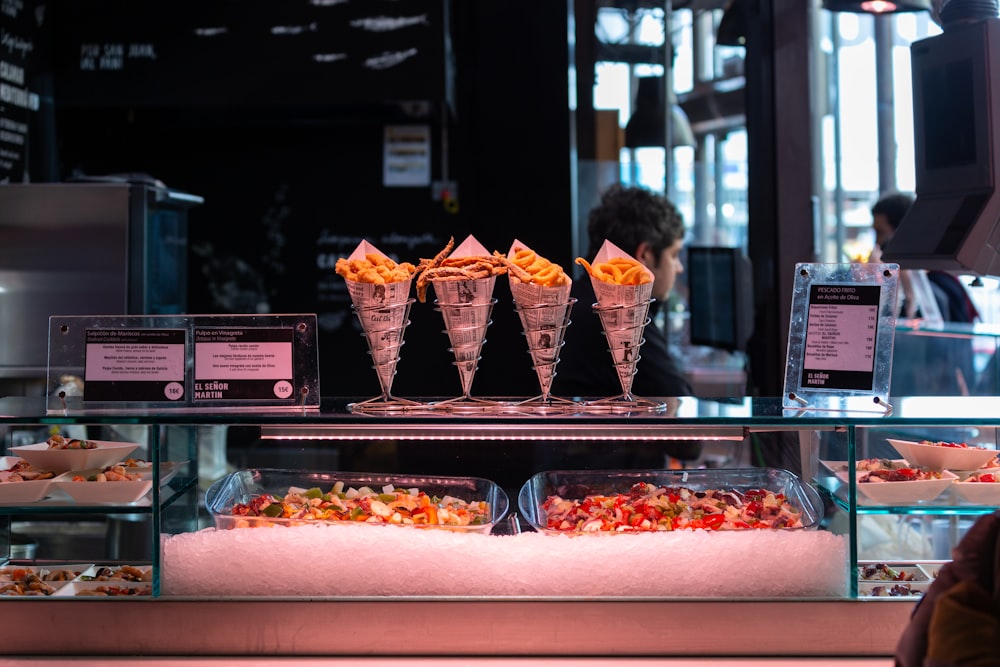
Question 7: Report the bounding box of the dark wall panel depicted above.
[49,1,574,399]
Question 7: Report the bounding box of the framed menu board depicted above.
[782,263,899,412]
[47,314,319,414]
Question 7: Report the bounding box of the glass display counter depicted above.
[2,394,998,658]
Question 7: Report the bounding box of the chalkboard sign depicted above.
[51,0,451,108]
[0,0,47,183]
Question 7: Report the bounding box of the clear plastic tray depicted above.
[205,468,509,534]
[518,467,824,534]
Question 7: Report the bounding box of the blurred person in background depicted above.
[872,191,979,324]
[872,191,979,397]
[546,184,698,470]
[552,183,692,400]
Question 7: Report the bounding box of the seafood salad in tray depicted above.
[518,468,824,534]
[0,564,150,597]
[206,469,509,534]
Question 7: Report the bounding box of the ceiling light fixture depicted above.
[822,0,932,12]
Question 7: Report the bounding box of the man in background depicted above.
[552,183,692,400]
[873,191,979,396]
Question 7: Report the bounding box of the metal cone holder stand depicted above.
[345,280,423,413]
[428,275,501,412]
[506,296,578,413]
[586,295,666,414]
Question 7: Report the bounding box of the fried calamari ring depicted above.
[575,256,651,285]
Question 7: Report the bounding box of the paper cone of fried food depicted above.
[504,240,575,399]
[575,240,654,399]
[505,239,573,306]
[336,240,417,398]
[416,235,507,398]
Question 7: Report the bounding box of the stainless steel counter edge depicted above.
[2,598,914,656]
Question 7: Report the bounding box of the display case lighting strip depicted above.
[259,424,748,441]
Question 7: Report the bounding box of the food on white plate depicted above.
[886,438,998,471]
[228,482,492,529]
[0,565,83,583]
[961,471,1000,483]
[73,584,152,597]
[858,467,945,483]
[541,482,808,532]
[859,562,917,581]
[69,465,143,483]
[0,565,85,596]
[834,458,908,472]
[46,434,97,450]
[866,583,923,597]
[0,573,58,596]
[79,565,151,583]
[0,459,54,482]
[920,439,981,449]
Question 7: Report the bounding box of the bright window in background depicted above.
[822,11,1000,325]
[821,10,941,264]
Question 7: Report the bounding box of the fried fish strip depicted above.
[414,239,510,301]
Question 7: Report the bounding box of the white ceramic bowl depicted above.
[951,473,1000,505]
[52,581,152,597]
[0,472,53,504]
[886,439,998,471]
[52,468,153,504]
[845,469,958,505]
[9,440,139,474]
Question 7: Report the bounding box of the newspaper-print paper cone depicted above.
[507,239,573,307]
[355,298,413,335]
[370,357,403,397]
[365,325,408,367]
[580,240,657,398]
[600,323,647,354]
[343,240,414,307]
[346,277,413,308]
[453,355,481,398]
[356,300,413,398]
[514,298,574,398]
[514,298,572,333]
[612,358,640,395]
[595,306,650,397]
[431,275,497,307]
[449,340,485,365]
[511,280,573,308]
[585,240,654,308]
[437,301,493,397]
[438,299,495,346]
[595,301,651,336]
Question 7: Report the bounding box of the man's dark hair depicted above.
[871,191,915,231]
[587,184,685,261]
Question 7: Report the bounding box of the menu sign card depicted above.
[782,263,899,411]
[801,284,882,391]
[48,314,319,413]
[83,329,186,402]
[193,327,295,402]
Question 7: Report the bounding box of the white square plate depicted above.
[122,461,188,486]
[836,468,957,505]
[858,580,929,597]
[951,474,1000,505]
[9,440,139,474]
[857,561,928,582]
[53,581,153,597]
[0,472,53,504]
[77,564,153,583]
[886,438,998,471]
[52,469,153,504]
